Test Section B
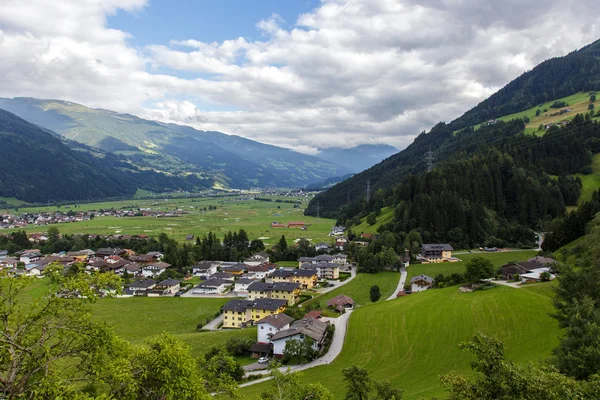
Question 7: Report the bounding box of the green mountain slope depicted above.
[0,109,199,203]
[0,98,349,188]
[307,39,600,247]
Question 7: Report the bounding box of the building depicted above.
[330,226,345,236]
[19,251,43,264]
[410,274,434,292]
[315,242,330,251]
[220,263,247,276]
[124,279,156,296]
[191,279,232,295]
[96,248,125,257]
[246,263,277,279]
[271,268,318,289]
[299,262,339,280]
[256,313,294,343]
[287,221,306,228]
[247,281,301,305]
[501,257,556,280]
[67,249,95,261]
[234,278,255,295]
[271,222,286,228]
[520,268,555,282]
[155,279,181,294]
[245,252,270,266]
[221,298,288,328]
[419,244,454,263]
[140,261,172,278]
[326,294,355,313]
[212,272,235,281]
[270,317,329,357]
[191,261,218,278]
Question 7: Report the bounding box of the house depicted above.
[96,248,125,257]
[304,310,322,319]
[124,279,156,296]
[0,250,9,258]
[220,263,247,276]
[271,268,318,289]
[234,278,255,295]
[0,257,18,269]
[330,226,345,236]
[245,251,270,266]
[147,251,164,260]
[247,281,301,305]
[334,237,348,250]
[212,272,235,281]
[332,254,348,266]
[86,257,108,271]
[326,294,355,313]
[288,221,306,229]
[270,317,329,357]
[256,313,294,343]
[221,298,288,328]
[410,274,434,292]
[19,251,43,264]
[191,261,218,278]
[66,249,95,261]
[246,263,277,279]
[299,262,339,280]
[298,254,344,267]
[114,262,143,276]
[141,261,171,278]
[147,279,181,296]
[129,254,154,264]
[419,244,454,263]
[191,279,232,295]
[271,222,286,228]
[501,257,556,280]
[315,242,330,251]
[249,342,273,359]
[520,267,555,282]
[185,234,195,241]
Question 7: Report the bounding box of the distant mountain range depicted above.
[315,144,398,173]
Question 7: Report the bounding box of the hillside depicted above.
[308,38,600,247]
[0,109,199,203]
[316,144,398,173]
[242,284,559,399]
[0,98,350,189]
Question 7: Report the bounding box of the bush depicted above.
[370,285,381,302]
[550,100,568,108]
[225,337,254,357]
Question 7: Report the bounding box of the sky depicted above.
[1,0,600,155]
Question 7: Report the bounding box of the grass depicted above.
[407,250,538,280]
[307,272,401,307]
[2,195,336,245]
[241,283,560,399]
[352,207,395,234]
[574,153,600,205]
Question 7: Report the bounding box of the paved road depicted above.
[385,268,407,301]
[201,314,224,330]
[494,280,522,289]
[240,310,353,387]
[315,265,356,295]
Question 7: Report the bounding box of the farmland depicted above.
[242,283,559,399]
[2,195,337,245]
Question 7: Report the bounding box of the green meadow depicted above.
[575,153,600,205]
[3,195,337,245]
[242,283,559,399]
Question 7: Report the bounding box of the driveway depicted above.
[200,314,224,330]
[240,309,353,387]
[315,266,357,294]
[494,280,522,289]
[385,268,407,301]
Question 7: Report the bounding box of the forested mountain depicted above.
[0,98,349,189]
[307,38,600,248]
[315,144,398,172]
[0,110,201,203]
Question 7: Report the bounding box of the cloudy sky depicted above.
[1,0,600,154]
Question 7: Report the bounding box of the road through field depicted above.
[386,268,407,301]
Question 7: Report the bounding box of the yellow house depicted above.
[420,244,454,263]
[247,281,301,305]
[221,298,288,329]
[271,269,318,289]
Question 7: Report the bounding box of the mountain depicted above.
[315,144,398,172]
[0,98,349,189]
[307,38,600,248]
[305,174,355,190]
[0,109,201,203]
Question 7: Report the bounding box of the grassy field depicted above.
[574,153,600,205]
[307,272,401,307]
[351,207,395,235]
[407,250,538,280]
[3,196,336,245]
[242,283,559,399]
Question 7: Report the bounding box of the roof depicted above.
[221,298,287,313]
[270,317,328,342]
[124,262,142,272]
[421,244,454,251]
[157,279,181,287]
[212,272,234,280]
[256,313,294,329]
[410,274,434,284]
[235,278,255,285]
[250,342,273,353]
[528,256,556,266]
[326,294,355,308]
[67,249,95,257]
[247,281,300,293]
[304,310,322,319]
[146,261,171,269]
[96,248,123,256]
[247,264,275,272]
[221,263,247,272]
[192,261,216,270]
[195,279,231,289]
[125,279,156,289]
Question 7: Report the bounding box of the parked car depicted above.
[175,290,186,297]
[258,356,269,364]
[327,283,335,287]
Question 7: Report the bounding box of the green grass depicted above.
[0,196,27,206]
[574,153,600,205]
[241,283,560,399]
[308,272,401,307]
[407,250,538,280]
[352,207,395,234]
[3,196,336,245]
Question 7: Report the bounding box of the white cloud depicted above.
[1,0,600,153]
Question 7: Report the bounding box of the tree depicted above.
[540,271,551,281]
[464,257,495,283]
[282,337,318,364]
[589,103,595,110]
[47,226,60,243]
[441,331,600,399]
[367,212,377,226]
[278,235,288,252]
[370,285,381,302]
[536,108,541,116]
[341,366,403,400]
[591,94,597,102]
[260,367,333,400]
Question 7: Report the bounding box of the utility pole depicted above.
[425,147,435,172]
[366,180,371,203]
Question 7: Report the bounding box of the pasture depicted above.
[3,195,337,245]
[242,283,559,399]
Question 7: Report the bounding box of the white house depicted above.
[234,278,255,295]
[520,267,556,283]
[141,261,171,278]
[410,274,434,292]
[270,317,329,357]
[123,279,156,296]
[300,262,339,280]
[246,263,276,279]
[256,314,294,343]
[147,279,181,297]
[191,279,231,295]
[332,254,348,265]
[19,251,43,265]
[192,261,218,277]
[244,252,270,266]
